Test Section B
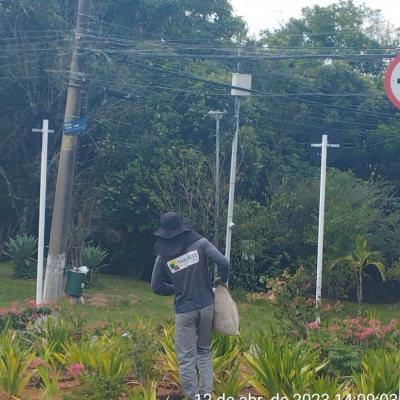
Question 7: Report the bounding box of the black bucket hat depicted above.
[153,212,202,257]
[154,212,192,239]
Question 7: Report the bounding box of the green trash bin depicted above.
[65,267,89,298]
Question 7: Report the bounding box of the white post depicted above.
[36,119,49,304]
[208,110,227,278]
[310,133,340,322]
[225,97,240,262]
[315,134,328,315]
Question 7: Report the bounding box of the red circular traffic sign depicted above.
[385,55,400,109]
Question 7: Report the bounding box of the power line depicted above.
[90,73,399,120]
[91,47,399,61]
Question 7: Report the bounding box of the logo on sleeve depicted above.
[167,250,199,273]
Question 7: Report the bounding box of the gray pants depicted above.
[175,303,214,400]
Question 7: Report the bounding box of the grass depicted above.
[0,263,36,306]
[0,262,276,332]
[1,262,400,331]
[0,262,176,326]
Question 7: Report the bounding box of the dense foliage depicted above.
[1,0,400,302]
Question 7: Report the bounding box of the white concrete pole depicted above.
[315,134,328,318]
[310,132,340,322]
[36,119,49,304]
[209,110,227,278]
[225,97,240,262]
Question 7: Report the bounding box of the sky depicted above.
[229,0,400,37]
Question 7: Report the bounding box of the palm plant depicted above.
[328,235,386,317]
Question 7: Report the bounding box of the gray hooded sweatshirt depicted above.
[151,237,229,313]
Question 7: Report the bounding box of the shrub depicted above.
[305,317,400,376]
[214,363,248,398]
[3,233,38,279]
[62,374,126,400]
[0,299,53,331]
[81,244,108,286]
[244,329,326,397]
[55,336,133,381]
[257,266,343,338]
[0,327,37,398]
[125,379,158,400]
[28,316,77,366]
[352,348,400,394]
[308,375,345,397]
[112,320,162,382]
[81,318,164,382]
[307,317,400,350]
[36,365,63,400]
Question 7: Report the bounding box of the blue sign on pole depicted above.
[62,118,87,135]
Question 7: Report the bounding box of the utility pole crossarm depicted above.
[311,143,340,148]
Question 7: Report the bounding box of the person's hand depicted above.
[214,277,229,288]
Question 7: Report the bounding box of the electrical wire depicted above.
[1,22,400,145]
[90,76,398,147]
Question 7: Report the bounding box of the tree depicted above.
[0,0,69,236]
[328,235,386,316]
[259,0,392,50]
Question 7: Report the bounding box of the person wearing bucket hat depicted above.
[151,212,229,400]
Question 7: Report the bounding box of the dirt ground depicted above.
[0,372,182,400]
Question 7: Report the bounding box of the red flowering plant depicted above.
[0,299,54,331]
[304,316,400,377]
[308,317,400,349]
[69,363,88,383]
[255,267,400,377]
[258,266,343,340]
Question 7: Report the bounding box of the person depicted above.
[151,212,229,400]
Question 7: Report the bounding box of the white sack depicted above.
[213,285,240,336]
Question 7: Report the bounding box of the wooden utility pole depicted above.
[43,0,92,302]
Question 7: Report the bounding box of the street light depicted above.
[225,72,252,263]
